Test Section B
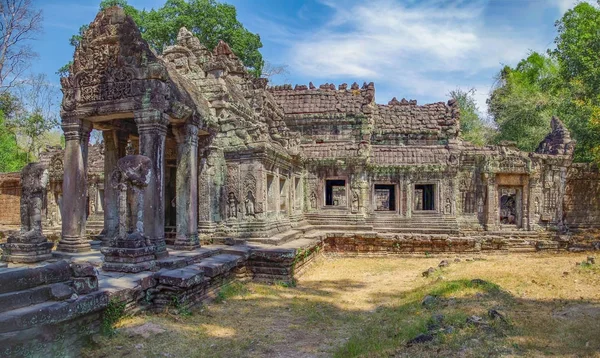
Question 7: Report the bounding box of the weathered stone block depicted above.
[72,276,98,294]
[50,282,75,300]
[0,260,71,295]
[158,267,205,288]
[70,261,96,277]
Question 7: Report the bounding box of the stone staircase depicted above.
[0,260,108,357]
[86,213,104,237]
[367,212,460,234]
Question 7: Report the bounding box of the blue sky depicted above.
[30,0,582,114]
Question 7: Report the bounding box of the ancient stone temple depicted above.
[0,6,595,254]
[3,6,600,356]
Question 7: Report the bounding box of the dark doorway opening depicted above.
[415,184,435,211]
[374,184,396,211]
[325,179,346,206]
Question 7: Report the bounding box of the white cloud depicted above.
[552,0,579,14]
[278,0,548,110]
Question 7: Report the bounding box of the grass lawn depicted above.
[83,253,600,357]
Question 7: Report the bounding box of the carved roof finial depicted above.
[213,40,236,58]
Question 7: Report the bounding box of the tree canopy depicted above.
[448,88,491,146]
[61,0,264,77]
[488,1,600,162]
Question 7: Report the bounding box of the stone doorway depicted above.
[414,184,435,211]
[499,186,522,227]
[325,179,346,207]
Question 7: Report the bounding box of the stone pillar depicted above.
[57,118,92,253]
[101,129,128,245]
[134,109,168,258]
[173,123,200,250]
[101,155,157,272]
[484,173,498,231]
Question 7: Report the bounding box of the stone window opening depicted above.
[374,184,396,211]
[294,177,302,210]
[279,177,288,213]
[325,179,346,206]
[267,174,276,212]
[414,184,435,211]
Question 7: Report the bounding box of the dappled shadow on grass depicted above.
[82,276,600,358]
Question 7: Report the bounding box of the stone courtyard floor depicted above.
[83,253,600,358]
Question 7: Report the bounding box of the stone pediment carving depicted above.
[60,6,210,129]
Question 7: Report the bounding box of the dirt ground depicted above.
[83,252,600,358]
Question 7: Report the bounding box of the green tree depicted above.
[10,74,60,161]
[551,1,600,162]
[487,52,561,152]
[553,1,600,97]
[448,88,490,146]
[61,0,264,77]
[0,101,27,172]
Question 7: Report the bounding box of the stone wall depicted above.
[373,99,459,144]
[269,82,374,115]
[564,163,600,230]
[0,172,21,226]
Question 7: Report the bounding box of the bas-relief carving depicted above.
[227,192,238,219]
[245,191,255,217]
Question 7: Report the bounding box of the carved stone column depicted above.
[134,109,169,258]
[57,118,92,253]
[173,123,200,250]
[484,173,498,231]
[101,129,128,245]
[102,155,157,272]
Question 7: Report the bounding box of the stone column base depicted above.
[56,235,91,253]
[2,232,54,263]
[101,232,157,273]
[152,237,168,259]
[172,234,200,251]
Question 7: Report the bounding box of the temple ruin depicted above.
[1,6,600,356]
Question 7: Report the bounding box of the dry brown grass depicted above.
[83,252,600,358]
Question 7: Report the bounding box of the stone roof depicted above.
[269,82,374,116]
[373,100,459,142]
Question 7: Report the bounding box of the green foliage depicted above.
[489,2,600,163]
[448,88,491,146]
[334,279,510,357]
[9,74,60,161]
[62,0,264,76]
[553,1,600,98]
[101,298,127,336]
[488,52,559,152]
[0,110,27,172]
[215,281,249,303]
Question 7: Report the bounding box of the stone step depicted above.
[310,225,374,231]
[158,266,205,288]
[376,227,460,234]
[157,246,224,269]
[194,254,243,278]
[246,229,302,246]
[221,245,253,259]
[0,285,53,314]
[0,290,107,334]
[0,261,71,295]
